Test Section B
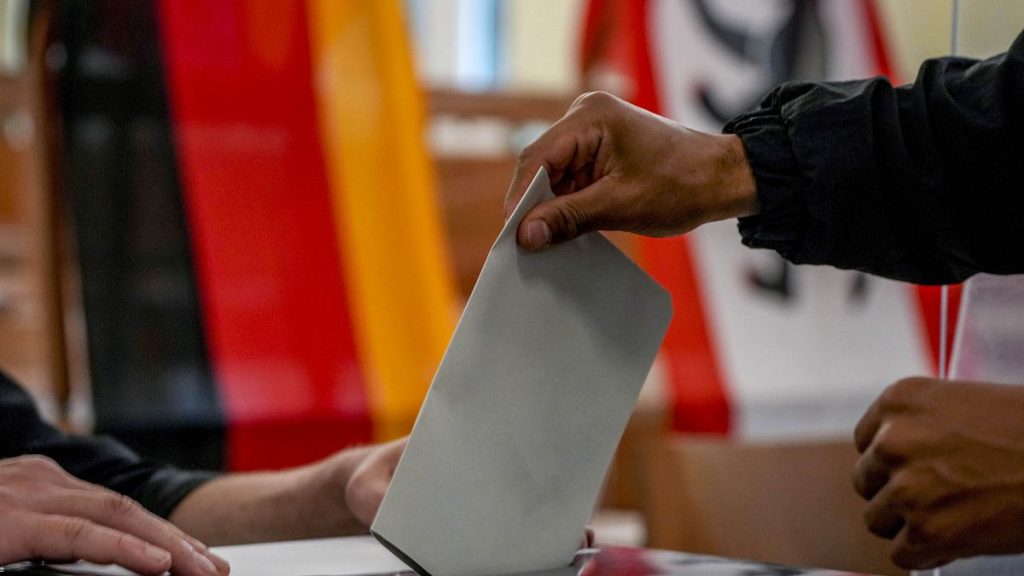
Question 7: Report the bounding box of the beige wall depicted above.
[499,0,584,92]
[876,0,953,80]
[956,0,1024,57]
[875,0,1022,80]
[411,0,1023,94]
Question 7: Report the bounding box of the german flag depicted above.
[159,0,455,470]
[62,0,454,472]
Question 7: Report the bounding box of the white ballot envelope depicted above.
[371,168,673,576]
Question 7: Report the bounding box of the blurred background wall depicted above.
[1,0,1021,573]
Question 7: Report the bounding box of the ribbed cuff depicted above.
[724,108,807,262]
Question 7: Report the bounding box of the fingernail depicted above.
[194,548,219,576]
[183,540,218,576]
[525,220,551,249]
[206,550,231,575]
[144,544,172,566]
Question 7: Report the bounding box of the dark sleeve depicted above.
[724,30,1024,285]
[0,371,216,518]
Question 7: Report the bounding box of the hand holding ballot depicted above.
[372,169,671,576]
[504,29,1024,567]
[503,91,757,251]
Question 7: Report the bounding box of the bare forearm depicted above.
[168,447,371,545]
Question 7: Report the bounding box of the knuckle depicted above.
[862,506,882,532]
[1,456,64,487]
[891,544,920,569]
[882,377,927,409]
[891,533,942,570]
[896,376,928,390]
[346,469,376,503]
[572,91,614,111]
[570,91,594,108]
[887,473,916,506]
[873,433,903,462]
[105,493,140,516]
[516,142,538,164]
[906,516,942,547]
[343,477,361,510]
[2,511,37,561]
[866,519,893,540]
[62,517,91,543]
[878,382,908,410]
[851,470,872,499]
[12,455,60,474]
[113,532,135,554]
[554,201,586,239]
[862,499,904,540]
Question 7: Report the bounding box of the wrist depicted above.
[712,134,759,221]
[297,445,373,535]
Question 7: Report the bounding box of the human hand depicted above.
[504,91,757,251]
[853,377,1024,569]
[344,437,407,527]
[169,438,408,544]
[0,455,228,576]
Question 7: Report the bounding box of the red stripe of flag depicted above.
[862,0,962,375]
[642,238,732,434]
[158,0,373,470]
[582,0,733,434]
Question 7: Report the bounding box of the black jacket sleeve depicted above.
[0,371,215,518]
[724,30,1024,285]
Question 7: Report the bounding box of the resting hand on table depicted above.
[504,91,757,250]
[0,455,228,576]
[853,378,1024,569]
[169,437,408,545]
[344,437,407,526]
[0,439,407,574]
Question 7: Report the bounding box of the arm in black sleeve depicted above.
[0,371,216,518]
[724,30,1024,285]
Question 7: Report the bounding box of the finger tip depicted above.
[208,552,231,575]
[194,549,219,576]
[519,219,551,251]
[514,225,533,251]
[141,544,173,573]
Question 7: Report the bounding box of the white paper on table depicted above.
[47,536,412,576]
[371,168,673,576]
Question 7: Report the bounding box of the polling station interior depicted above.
[1,1,1023,575]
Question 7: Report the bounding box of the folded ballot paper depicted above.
[371,168,672,576]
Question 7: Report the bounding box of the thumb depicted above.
[516,181,618,251]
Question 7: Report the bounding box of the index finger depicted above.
[503,129,570,220]
[854,396,885,453]
[39,489,226,576]
[14,513,172,576]
[503,94,603,220]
